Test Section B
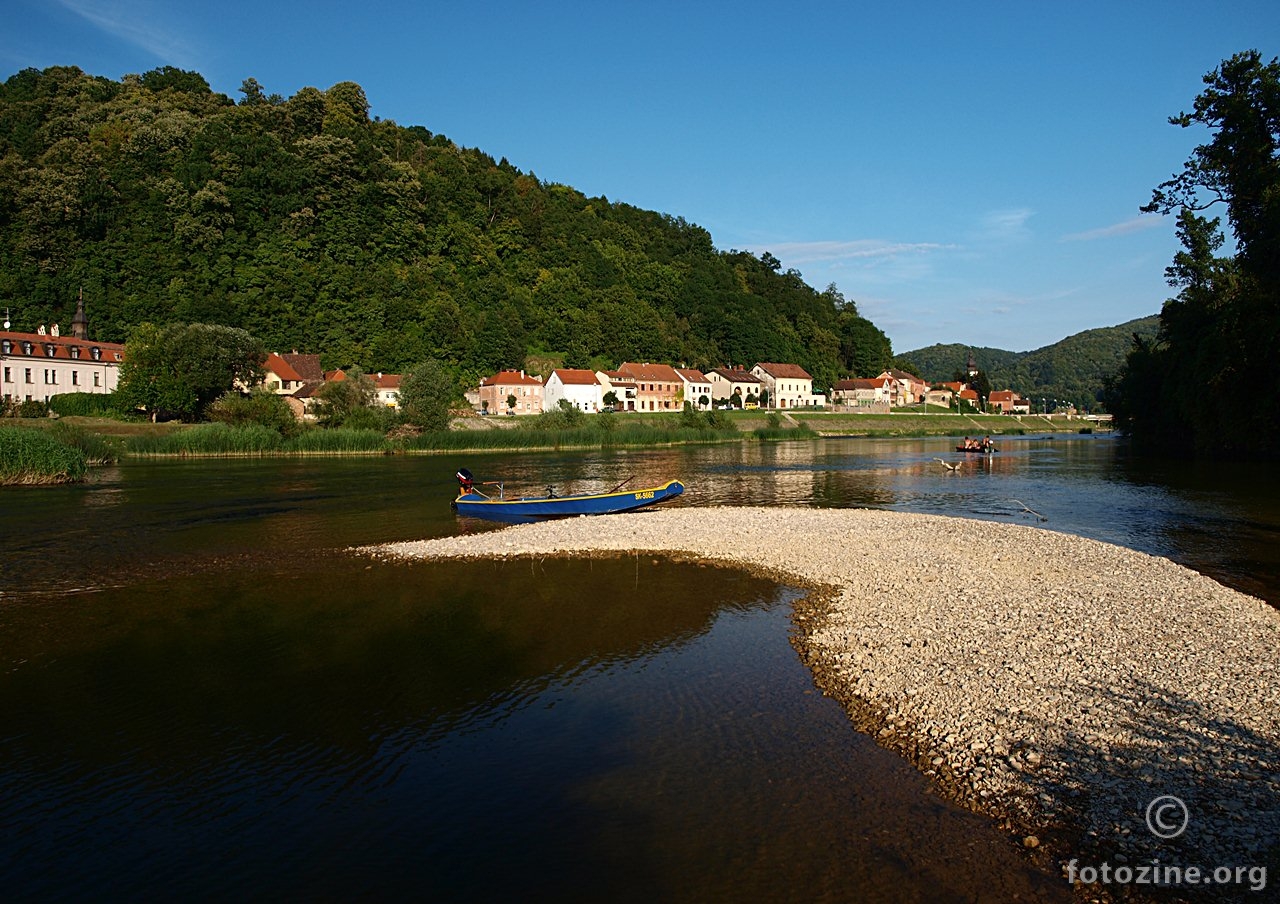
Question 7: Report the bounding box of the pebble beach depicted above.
[362,507,1280,898]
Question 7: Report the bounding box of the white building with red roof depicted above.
[263,353,308,395]
[831,377,893,410]
[751,362,823,409]
[372,372,402,409]
[676,368,713,409]
[596,371,638,411]
[1,302,124,404]
[545,368,603,413]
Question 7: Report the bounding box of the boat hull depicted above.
[454,480,685,521]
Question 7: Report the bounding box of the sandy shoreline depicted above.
[359,507,1280,897]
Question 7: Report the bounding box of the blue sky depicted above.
[4,1,1278,353]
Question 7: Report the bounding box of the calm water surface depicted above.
[2,434,1275,901]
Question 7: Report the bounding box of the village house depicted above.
[924,387,955,408]
[1,299,124,405]
[372,373,401,409]
[876,368,930,406]
[676,368,713,410]
[706,367,763,407]
[314,368,402,410]
[616,362,683,411]
[831,377,893,411]
[545,368,603,412]
[751,362,824,409]
[479,370,544,415]
[988,389,1031,414]
[595,371,638,411]
[263,353,308,395]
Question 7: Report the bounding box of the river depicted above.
[1,434,1275,901]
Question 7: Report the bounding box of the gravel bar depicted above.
[361,507,1280,895]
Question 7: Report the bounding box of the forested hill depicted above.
[0,65,893,389]
[900,315,1161,410]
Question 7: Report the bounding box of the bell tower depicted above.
[71,288,89,339]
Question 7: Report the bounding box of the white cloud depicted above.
[1060,215,1164,242]
[744,239,952,266]
[974,208,1034,244]
[53,0,197,65]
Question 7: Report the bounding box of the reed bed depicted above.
[0,426,88,485]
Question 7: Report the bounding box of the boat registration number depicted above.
[634,491,655,500]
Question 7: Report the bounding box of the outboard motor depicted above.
[456,468,475,493]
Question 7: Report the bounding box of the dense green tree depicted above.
[1114,51,1280,456]
[116,322,265,420]
[314,368,375,427]
[397,359,457,431]
[0,65,901,393]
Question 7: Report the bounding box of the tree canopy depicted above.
[115,322,266,420]
[0,65,893,392]
[1112,51,1280,457]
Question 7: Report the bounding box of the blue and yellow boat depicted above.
[452,469,684,521]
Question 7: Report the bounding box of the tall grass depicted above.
[126,423,285,456]
[0,426,88,485]
[284,428,390,453]
[47,421,120,464]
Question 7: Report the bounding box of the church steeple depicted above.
[966,349,978,380]
[71,288,88,339]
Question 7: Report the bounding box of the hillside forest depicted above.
[0,65,894,392]
[899,316,1160,413]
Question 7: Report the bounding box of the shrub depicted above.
[0,426,87,484]
[48,392,122,418]
[208,389,300,437]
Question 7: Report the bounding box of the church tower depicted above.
[71,289,89,339]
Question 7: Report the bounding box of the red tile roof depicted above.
[755,362,812,380]
[708,367,762,384]
[1,330,124,362]
[265,353,305,382]
[617,361,682,382]
[552,368,600,386]
[482,370,544,387]
[282,352,324,382]
[676,368,709,382]
[834,378,888,391]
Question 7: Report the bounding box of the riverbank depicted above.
[361,508,1280,900]
[1,410,1084,463]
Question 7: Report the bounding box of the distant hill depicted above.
[899,315,1161,410]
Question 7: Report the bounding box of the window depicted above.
[2,340,9,354]
[91,347,101,361]
[94,373,101,387]
[70,347,80,359]
[24,368,32,384]
[3,367,8,382]
[45,344,56,357]
[22,342,33,355]
[72,371,79,386]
